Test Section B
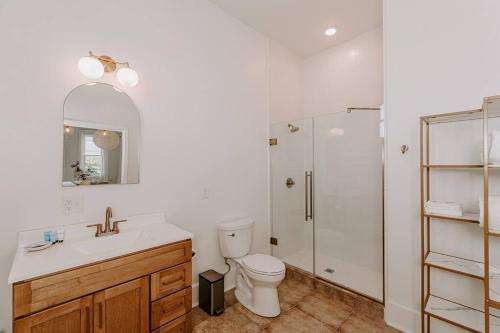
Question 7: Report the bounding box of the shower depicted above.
[270,109,384,302]
[288,123,300,133]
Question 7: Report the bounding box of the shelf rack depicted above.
[420,96,500,333]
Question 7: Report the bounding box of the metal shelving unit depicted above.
[420,96,500,332]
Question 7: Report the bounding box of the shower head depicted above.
[288,123,300,133]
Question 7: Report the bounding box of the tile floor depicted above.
[192,268,400,333]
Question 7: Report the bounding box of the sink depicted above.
[71,230,143,255]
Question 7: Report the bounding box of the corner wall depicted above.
[384,1,500,332]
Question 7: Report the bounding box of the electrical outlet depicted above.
[62,195,84,214]
[202,188,210,199]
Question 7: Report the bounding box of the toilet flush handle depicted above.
[228,233,236,237]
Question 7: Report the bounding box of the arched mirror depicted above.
[62,83,140,186]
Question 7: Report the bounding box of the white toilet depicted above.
[218,218,285,317]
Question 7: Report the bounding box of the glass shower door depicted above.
[313,110,383,301]
[270,118,314,273]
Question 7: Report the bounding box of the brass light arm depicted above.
[88,51,131,73]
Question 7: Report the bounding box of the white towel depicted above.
[424,201,463,216]
[479,196,500,232]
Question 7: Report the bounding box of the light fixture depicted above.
[324,27,337,37]
[78,56,104,79]
[117,67,139,87]
[78,51,139,87]
[93,130,120,150]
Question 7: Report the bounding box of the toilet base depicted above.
[235,284,281,318]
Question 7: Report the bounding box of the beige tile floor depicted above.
[192,271,400,333]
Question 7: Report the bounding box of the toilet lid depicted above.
[242,254,285,276]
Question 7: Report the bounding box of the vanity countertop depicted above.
[8,213,193,284]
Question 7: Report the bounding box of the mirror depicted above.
[62,83,140,186]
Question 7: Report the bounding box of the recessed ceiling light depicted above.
[325,27,337,37]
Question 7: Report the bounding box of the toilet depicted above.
[218,218,285,317]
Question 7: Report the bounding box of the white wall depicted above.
[0,0,270,330]
[303,27,383,119]
[269,27,383,125]
[269,40,303,124]
[384,1,500,332]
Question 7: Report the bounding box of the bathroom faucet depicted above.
[87,207,127,237]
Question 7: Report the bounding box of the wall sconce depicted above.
[78,51,139,87]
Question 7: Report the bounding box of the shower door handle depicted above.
[305,171,313,221]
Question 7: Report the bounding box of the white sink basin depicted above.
[71,230,143,255]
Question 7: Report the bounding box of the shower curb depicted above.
[285,263,385,320]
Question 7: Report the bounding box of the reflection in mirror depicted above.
[63,83,140,186]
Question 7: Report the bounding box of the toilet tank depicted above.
[218,218,254,258]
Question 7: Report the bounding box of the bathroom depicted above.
[2,0,500,332]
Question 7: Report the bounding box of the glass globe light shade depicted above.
[78,56,104,79]
[64,125,75,136]
[117,67,139,87]
[93,130,120,150]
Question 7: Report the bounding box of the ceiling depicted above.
[210,0,382,57]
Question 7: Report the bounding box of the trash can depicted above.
[199,269,224,316]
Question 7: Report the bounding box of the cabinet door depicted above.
[14,296,92,333]
[94,277,149,333]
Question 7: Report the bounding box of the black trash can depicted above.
[199,269,224,316]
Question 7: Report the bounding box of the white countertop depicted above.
[8,212,193,284]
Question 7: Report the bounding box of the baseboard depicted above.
[384,300,420,333]
[191,282,236,308]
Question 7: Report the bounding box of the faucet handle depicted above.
[111,219,127,233]
[87,224,103,237]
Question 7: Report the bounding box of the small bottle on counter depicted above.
[57,229,65,243]
[49,230,57,244]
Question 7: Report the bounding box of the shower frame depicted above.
[270,107,386,305]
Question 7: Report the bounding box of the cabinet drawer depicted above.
[151,287,192,330]
[151,262,192,301]
[151,313,191,333]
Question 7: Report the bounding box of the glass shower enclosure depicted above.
[270,109,384,302]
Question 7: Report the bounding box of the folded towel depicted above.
[425,201,461,210]
[479,196,500,232]
[425,201,463,216]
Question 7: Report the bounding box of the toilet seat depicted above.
[241,254,285,276]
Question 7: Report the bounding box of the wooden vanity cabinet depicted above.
[13,240,192,333]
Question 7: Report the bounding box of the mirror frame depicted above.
[62,82,141,186]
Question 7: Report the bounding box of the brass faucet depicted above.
[87,207,127,237]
